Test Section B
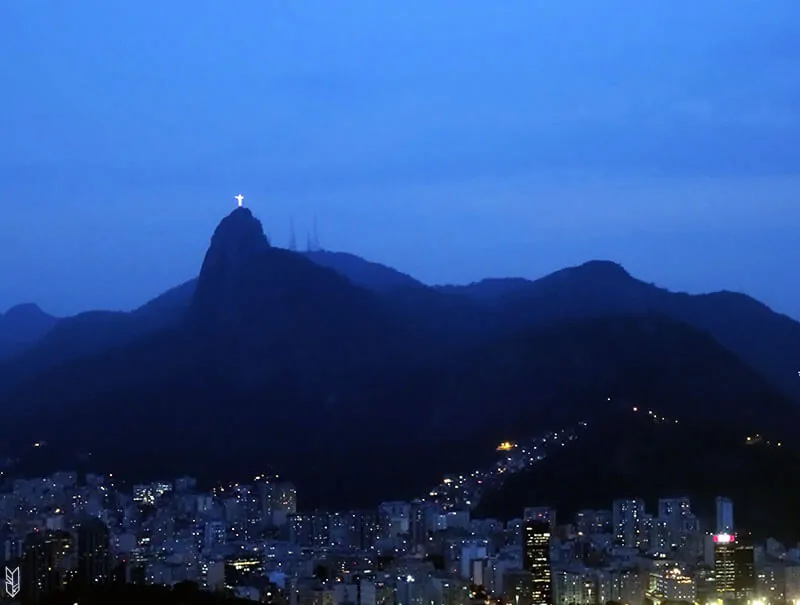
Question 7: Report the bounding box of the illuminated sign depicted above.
[714,533,734,544]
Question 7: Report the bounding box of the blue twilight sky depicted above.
[1,1,799,318]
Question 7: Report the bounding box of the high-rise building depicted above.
[311,512,331,548]
[658,498,690,520]
[734,538,756,602]
[288,514,312,546]
[554,569,595,605]
[258,481,298,527]
[613,499,646,549]
[77,518,111,588]
[646,564,696,603]
[343,510,378,551]
[460,541,489,581]
[574,510,611,535]
[506,570,536,605]
[409,502,429,550]
[714,533,736,597]
[658,497,692,548]
[596,568,645,605]
[22,530,73,603]
[204,520,227,550]
[0,524,23,568]
[522,520,553,605]
[716,497,735,534]
[378,501,410,538]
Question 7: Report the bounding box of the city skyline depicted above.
[0,463,786,605]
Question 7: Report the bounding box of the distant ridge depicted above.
[435,260,800,402]
[0,303,58,360]
[3,253,800,404]
[302,250,421,293]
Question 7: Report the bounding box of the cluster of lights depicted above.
[745,434,782,448]
[427,427,582,510]
[635,408,679,424]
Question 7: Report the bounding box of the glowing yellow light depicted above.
[497,441,516,451]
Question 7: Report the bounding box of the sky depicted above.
[1,0,799,318]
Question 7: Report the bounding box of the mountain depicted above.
[1,312,795,510]
[10,251,798,410]
[186,208,409,384]
[301,250,493,350]
[0,247,477,396]
[1,210,798,512]
[0,279,198,397]
[0,303,58,360]
[474,406,800,539]
[287,256,800,405]
[0,209,415,458]
[438,260,800,402]
[302,250,421,292]
[413,313,798,441]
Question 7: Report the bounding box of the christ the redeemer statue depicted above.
[235,194,244,207]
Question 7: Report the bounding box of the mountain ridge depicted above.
[1,208,798,513]
[0,303,59,360]
[2,250,800,404]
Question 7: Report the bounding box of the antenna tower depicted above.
[289,216,297,251]
[312,215,321,251]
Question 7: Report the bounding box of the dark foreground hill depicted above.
[475,407,800,540]
[40,583,251,605]
[3,311,797,510]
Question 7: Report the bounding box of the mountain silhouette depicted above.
[1,209,799,521]
[186,208,410,387]
[0,280,196,396]
[437,260,800,402]
[0,208,414,443]
[302,250,421,292]
[5,252,799,406]
[0,303,58,360]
